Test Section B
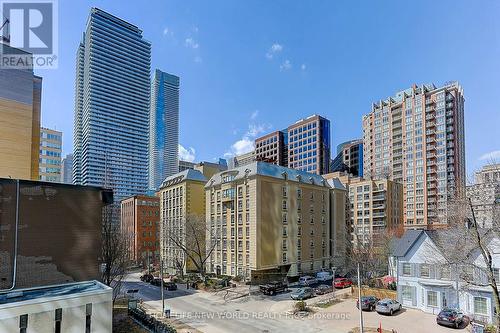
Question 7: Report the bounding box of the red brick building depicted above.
[120,195,160,268]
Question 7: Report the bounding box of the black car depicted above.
[140,274,154,283]
[164,282,177,291]
[356,296,379,311]
[259,281,287,296]
[150,278,162,286]
[436,308,466,329]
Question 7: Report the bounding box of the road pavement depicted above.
[121,272,469,333]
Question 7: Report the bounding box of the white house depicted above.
[390,230,500,324]
[0,280,112,333]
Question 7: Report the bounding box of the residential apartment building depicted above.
[159,169,208,275]
[39,127,62,182]
[72,8,151,201]
[255,115,331,175]
[330,139,363,177]
[61,153,74,184]
[347,178,403,247]
[324,171,403,248]
[149,69,180,190]
[363,82,466,228]
[466,163,500,228]
[390,230,500,324]
[120,195,160,268]
[0,44,42,180]
[205,162,335,281]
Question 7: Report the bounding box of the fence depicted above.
[351,286,397,300]
[128,308,177,333]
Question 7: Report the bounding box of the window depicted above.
[474,297,488,315]
[401,285,413,301]
[427,291,438,307]
[282,200,287,210]
[440,265,451,280]
[20,314,28,333]
[402,263,412,276]
[420,264,430,278]
[85,303,92,333]
[55,308,62,333]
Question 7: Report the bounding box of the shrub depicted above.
[294,301,307,312]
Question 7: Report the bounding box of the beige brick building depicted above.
[205,162,345,282]
[0,45,42,181]
[363,82,465,228]
[324,171,403,248]
[159,169,208,275]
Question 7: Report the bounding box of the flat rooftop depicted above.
[0,280,110,305]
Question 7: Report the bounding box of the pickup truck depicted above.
[259,281,287,296]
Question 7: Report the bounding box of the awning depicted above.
[418,281,454,288]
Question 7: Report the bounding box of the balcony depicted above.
[446,111,454,117]
[425,114,435,121]
[426,130,435,136]
[447,150,455,156]
[428,160,436,166]
[447,126,454,133]
[372,194,386,201]
[427,190,437,196]
[447,134,454,141]
[372,212,386,218]
[373,204,385,209]
[426,137,436,144]
[426,122,436,128]
[427,182,436,189]
[427,153,436,158]
[426,145,436,151]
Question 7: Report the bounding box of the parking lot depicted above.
[123,272,471,333]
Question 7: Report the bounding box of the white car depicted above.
[316,271,333,282]
[299,276,317,286]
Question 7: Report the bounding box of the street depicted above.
[121,272,471,333]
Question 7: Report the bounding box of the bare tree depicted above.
[101,203,129,303]
[433,161,500,329]
[167,214,217,279]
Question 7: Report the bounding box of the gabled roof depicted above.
[159,169,206,189]
[391,230,426,257]
[205,161,329,188]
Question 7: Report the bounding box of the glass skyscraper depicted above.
[148,69,179,190]
[73,8,151,201]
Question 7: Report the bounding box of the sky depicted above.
[37,0,500,174]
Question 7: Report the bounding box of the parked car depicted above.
[290,287,314,300]
[299,276,317,286]
[375,298,402,315]
[140,273,154,283]
[150,278,162,286]
[259,281,288,296]
[164,282,177,291]
[333,278,352,289]
[436,308,466,328]
[316,271,333,282]
[314,284,333,295]
[356,296,379,311]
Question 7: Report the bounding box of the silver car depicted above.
[290,287,314,300]
[375,298,402,315]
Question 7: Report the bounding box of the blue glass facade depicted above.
[149,69,179,190]
[73,8,151,202]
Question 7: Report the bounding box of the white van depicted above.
[298,275,317,286]
[316,271,333,282]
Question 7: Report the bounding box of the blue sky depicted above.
[37,0,500,174]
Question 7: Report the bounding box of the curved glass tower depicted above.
[148,69,179,190]
[73,8,151,201]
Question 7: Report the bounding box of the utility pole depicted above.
[160,258,165,316]
[357,262,364,333]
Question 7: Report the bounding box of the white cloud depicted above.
[479,150,500,161]
[250,110,259,120]
[280,59,292,71]
[163,27,173,37]
[225,118,271,157]
[265,43,283,59]
[185,37,199,49]
[178,144,196,162]
[301,64,306,71]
